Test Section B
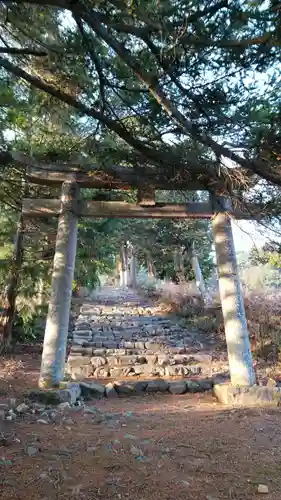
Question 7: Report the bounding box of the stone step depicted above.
[66,350,211,380]
[66,361,207,380]
[69,295,213,384]
[68,349,211,364]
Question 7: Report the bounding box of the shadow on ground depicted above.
[0,354,281,500]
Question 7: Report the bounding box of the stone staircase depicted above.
[67,287,214,383]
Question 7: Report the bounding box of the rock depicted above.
[114,382,136,395]
[258,484,269,494]
[58,402,71,410]
[26,445,38,457]
[169,381,187,394]
[189,365,202,375]
[199,379,213,391]
[27,383,81,405]
[213,383,279,406]
[68,364,94,380]
[114,381,147,395]
[58,383,81,404]
[146,380,169,393]
[93,349,106,356]
[169,346,186,354]
[145,341,163,350]
[80,382,105,399]
[130,445,143,456]
[16,402,29,414]
[145,354,158,364]
[90,356,107,367]
[94,366,110,378]
[185,380,202,392]
[37,419,48,424]
[67,356,91,366]
[6,411,16,421]
[173,354,188,364]
[132,381,148,393]
[134,364,164,376]
[157,354,170,366]
[70,346,93,356]
[165,365,188,377]
[103,341,118,348]
[107,356,120,366]
[136,355,147,364]
[118,355,137,366]
[123,341,135,349]
[105,383,118,398]
[64,417,74,425]
[109,367,133,377]
[135,341,146,349]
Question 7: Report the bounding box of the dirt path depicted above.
[1,354,281,500]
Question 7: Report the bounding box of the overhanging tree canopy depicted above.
[0,0,281,198]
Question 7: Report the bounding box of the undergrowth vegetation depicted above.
[138,271,281,364]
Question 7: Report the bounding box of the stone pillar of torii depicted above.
[20,171,258,389]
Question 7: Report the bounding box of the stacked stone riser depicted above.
[67,297,214,381]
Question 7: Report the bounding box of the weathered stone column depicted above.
[211,195,256,387]
[39,180,79,388]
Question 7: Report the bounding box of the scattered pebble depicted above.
[124,433,137,440]
[26,446,39,457]
[130,445,144,456]
[58,402,71,410]
[16,403,29,414]
[64,417,75,425]
[258,484,269,494]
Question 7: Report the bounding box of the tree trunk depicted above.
[0,213,24,354]
[129,251,137,288]
[147,254,155,278]
[115,254,122,287]
[191,244,206,299]
[120,242,128,287]
[211,195,255,387]
[173,248,184,283]
[39,180,79,388]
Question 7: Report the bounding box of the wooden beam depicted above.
[9,152,209,190]
[22,199,264,220]
[26,166,207,190]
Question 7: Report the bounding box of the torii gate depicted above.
[20,161,264,391]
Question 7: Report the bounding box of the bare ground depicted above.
[0,353,281,500]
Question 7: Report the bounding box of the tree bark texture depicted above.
[129,251,137,288]
[0,214,24,354]
[120,242,128,287]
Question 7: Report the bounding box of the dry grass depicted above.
[142,282,281,363]
[143,281,204,315]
